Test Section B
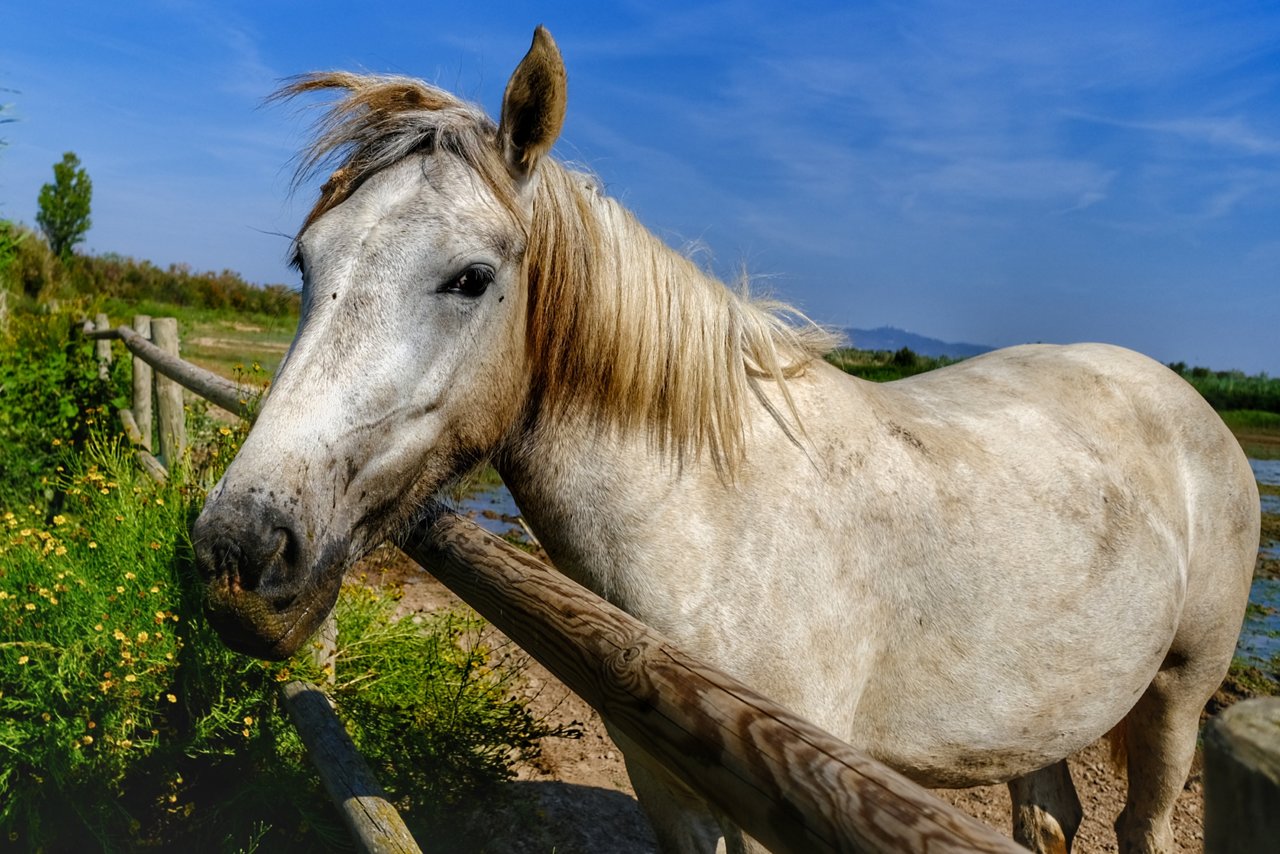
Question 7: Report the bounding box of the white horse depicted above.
[194,28,1259,854]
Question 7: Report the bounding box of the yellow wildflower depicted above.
[155,498,165,506]
[243,716,253,726]
[124,572,136,580]
[89,542,98,549]
[115,586,125,594]
[52,515,66,526]
[124,674,137,683]
[167,694,177,703]
[113,629,126,641]
[82,736,93,745]
[137,632,149,643]
[55,546,66,556]
[219,427,232,436]
[17,656,29,665]
[23,603,35,611]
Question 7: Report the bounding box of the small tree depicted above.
[36,151,92,261]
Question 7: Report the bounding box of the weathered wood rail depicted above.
[400,507,1022,853]
[280,681,421,853]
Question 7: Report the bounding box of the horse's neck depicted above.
[496,408,679,606]
[495,364,862,614]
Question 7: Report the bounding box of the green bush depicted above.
[826,347,956,382]
[1169,365,1280,414]
[335,592,547,821]
[0,438,307,850]
[0,307,128,509]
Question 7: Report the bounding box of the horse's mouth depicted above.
[204,572,344,660]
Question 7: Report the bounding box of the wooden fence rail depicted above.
[280,681,422,853]
[83,313,1026,851]
[399,506,1022,854]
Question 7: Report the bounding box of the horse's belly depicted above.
[845,559,1183,788]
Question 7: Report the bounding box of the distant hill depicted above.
[842,326,993,359]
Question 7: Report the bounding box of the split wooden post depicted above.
[311,616,338,687]
[94,313,113,380]
[151,317,186,470]
[131,315,153,450]
[1204,697,1280,853]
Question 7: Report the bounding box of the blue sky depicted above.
[3,1,1278,374]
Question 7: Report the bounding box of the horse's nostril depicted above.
[194,503,305,597]
[274,525,301,569]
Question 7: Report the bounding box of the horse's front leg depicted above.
[608,725,727,853]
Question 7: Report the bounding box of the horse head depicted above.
[192,28,566,659]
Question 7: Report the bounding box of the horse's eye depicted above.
[440,265,494,298]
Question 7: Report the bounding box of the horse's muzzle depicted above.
[192,496,346,660]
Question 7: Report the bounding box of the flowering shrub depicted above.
[1,433,549,850]
[0,308,127,509]
[0,438,288,848]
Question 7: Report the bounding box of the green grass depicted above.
[1220,410,1280,460]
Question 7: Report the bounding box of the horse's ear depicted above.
[499,26,567,183]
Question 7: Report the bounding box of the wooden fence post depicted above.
[94,313,113,380]
[131,315,153,451]
[1204,697,1280,853]
[151,318,186,470]
[311,615,338,687]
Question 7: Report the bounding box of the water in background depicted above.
[1254,458,1280,516]
[1242,458,1280,673]
[454,480,528,541]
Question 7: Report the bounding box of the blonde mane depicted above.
[279,73,838,470]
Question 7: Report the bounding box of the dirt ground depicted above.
[353,535,1222,854]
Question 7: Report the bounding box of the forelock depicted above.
[273,72,520,243]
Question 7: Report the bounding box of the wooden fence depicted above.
[81,314,1279,853]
